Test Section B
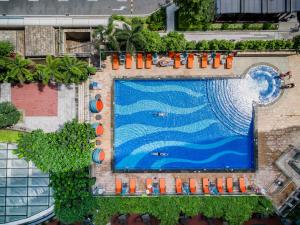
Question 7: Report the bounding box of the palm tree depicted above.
[114,23,146,54]
[93,17,119,51]
[5,55,34,83]
[35,55,63,85]
[57,56,90,84]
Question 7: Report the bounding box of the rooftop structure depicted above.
[216,0,300,14]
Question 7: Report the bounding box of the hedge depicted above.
[94,196,275,225]
[143,31,297,52]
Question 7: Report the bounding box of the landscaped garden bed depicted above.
[176,10,278,31]
[94,196,275,225]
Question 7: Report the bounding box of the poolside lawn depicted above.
[0,130,23,143]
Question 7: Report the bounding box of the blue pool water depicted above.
[113,65,282,171]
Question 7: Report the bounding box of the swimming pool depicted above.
[113,65,282,171]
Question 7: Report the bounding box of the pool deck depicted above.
[90,54,300,208]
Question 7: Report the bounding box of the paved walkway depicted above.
[1,83,77,132]
[166,3,178,32]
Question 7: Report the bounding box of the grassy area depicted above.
[0,129,23,143]
[94,196,275,225]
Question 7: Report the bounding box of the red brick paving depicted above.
[11,83,58,116]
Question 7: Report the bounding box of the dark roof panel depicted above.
[267,0,286,13]
[217,0,300,14]
[217,0,241,13]
[243,0,262,13]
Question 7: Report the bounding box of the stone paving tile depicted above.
[90,55,299,204]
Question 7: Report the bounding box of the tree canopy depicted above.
[15,120,95,173]
[142,29,166,52]
[161,32,187,51]
[174,0,215,24]
[50,168,96,224]
[0,102,21,128]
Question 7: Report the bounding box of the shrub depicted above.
[146,8,166,31]
[94,196,275,225]
[131,17,146,26]
[0,41,14,57]
[293,35,300,50]
[242,23,250,30]
[15,120,95,173]
[196,40,209,50]
[0,102,21,128]
[142,29,166,52]
[221,23,230,30]
[162,32,186,51]
[186,41,197,50]
[50,168,96,224]
[262,22,272,30]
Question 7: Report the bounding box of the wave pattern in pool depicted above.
[114,65,281,171]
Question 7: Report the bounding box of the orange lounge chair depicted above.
[227,177,233,193]
[239,177,247,193]
[226,55,233,69]
[136,53,143,69]
[187,53,194,69]
[129,178,136,194]
[189,179,196,194]
[201,53,208,68]
[145,53,152,69]
[213,53,221,68]
[168,51,175,59]
[112,53,119,70]
[125,53,132,69]
[174,53,181,69]
[176,178,182,194]
[159,178,166,194]
[203,178,210,194]
[146,178,152,194]
[116,178,122,194]
[217,178,224,193]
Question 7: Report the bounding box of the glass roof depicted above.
[0,143,53,224]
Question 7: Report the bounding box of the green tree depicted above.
[35,55,63,85]
[115,23,146,53]
[142,29,165,52]
[196,40,210,50]
[15,120,95,173]
[186,41,197,50]
[0,41,14,57]
[146,8,166,31]
[93,17,120,51]
[5,55,34,83]
[57,56,95,84]
[174,0,215,24]
[162,32,186,51]
[50,168,96,224]
[0,102,21,128]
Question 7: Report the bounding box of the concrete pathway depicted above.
[166,3,178,32]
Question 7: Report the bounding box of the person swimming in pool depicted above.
[153,112,167,117]
[151,152,168,156]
